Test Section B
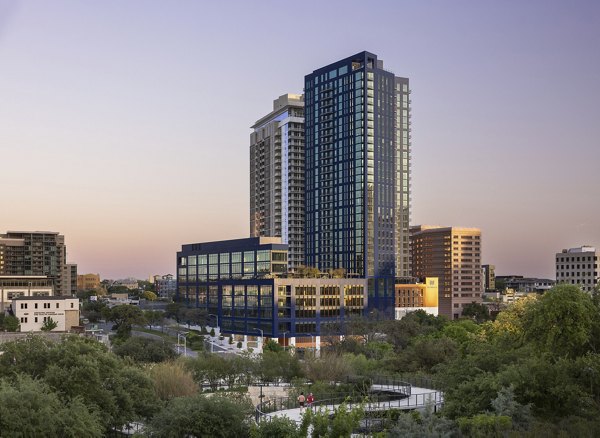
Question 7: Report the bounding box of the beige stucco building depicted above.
[395,277,439,319]
[411,226,483,319]
[77,273,101,291]
[12,296,79,332]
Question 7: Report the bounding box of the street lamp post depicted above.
[282,331,289,351]
[177,332,187,357]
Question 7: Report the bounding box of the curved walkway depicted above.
[258,379,444,424]
[266,387,443,423]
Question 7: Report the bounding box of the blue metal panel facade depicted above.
[176,238,367,337]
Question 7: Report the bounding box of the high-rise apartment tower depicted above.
[411,226,483,319]
[304,51,411,309]
[0,231,74,296]
[250,94,305,271]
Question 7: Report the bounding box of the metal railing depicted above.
[254,374,443,423]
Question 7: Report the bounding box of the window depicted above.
[56,303,59,309]
[257,250,270,262]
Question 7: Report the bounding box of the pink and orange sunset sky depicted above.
[1,0,599,279]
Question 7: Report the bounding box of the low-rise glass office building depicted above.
[176,237,368,341]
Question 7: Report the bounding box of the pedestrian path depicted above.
[266,385,443,423]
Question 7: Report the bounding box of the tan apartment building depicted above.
[0,231,75,295]
[77,273,101,291]
[411,226,483,319]
[250,94,305,271]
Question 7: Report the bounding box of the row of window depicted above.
[19,301,73,310]
[20,316,54,324]
[181,250,287,266]
[557,255,598,262]
[558,272,598,277]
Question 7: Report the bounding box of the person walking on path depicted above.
[306,393,314,411]
[297,392,306,412]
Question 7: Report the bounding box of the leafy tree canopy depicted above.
[147,393,253,438]
[112,336,177,363]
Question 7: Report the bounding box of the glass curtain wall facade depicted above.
[250,94,305,271]
[177,238,288,335]
[176,237,368,338]
[304,51,411,310]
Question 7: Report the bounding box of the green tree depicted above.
[138,280,156,292]
[461,302,491,323]
[457,414,512,438]
[522,284,597,358]
[81,299,108,323]
[165,302,183,321]
[250,416,301,437]
[300,400,364,437]
[106,304,145,338]
[187,353,229,389]
[379,310,447,351]
[390,336,458,373]
[186,331,205,351]
[141,290,158,301]
[147,393,253,438]
[41,317,58,331]
[107,285,130,294]
[112,336,177,363]
[0,335,159,433]
[259,350,303,383]
[263,339,283,353]
[144,309,164,329]
[0,374,103,437]
[388,404,458,437]
[491,385,532,430]
[1,314,20,332]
